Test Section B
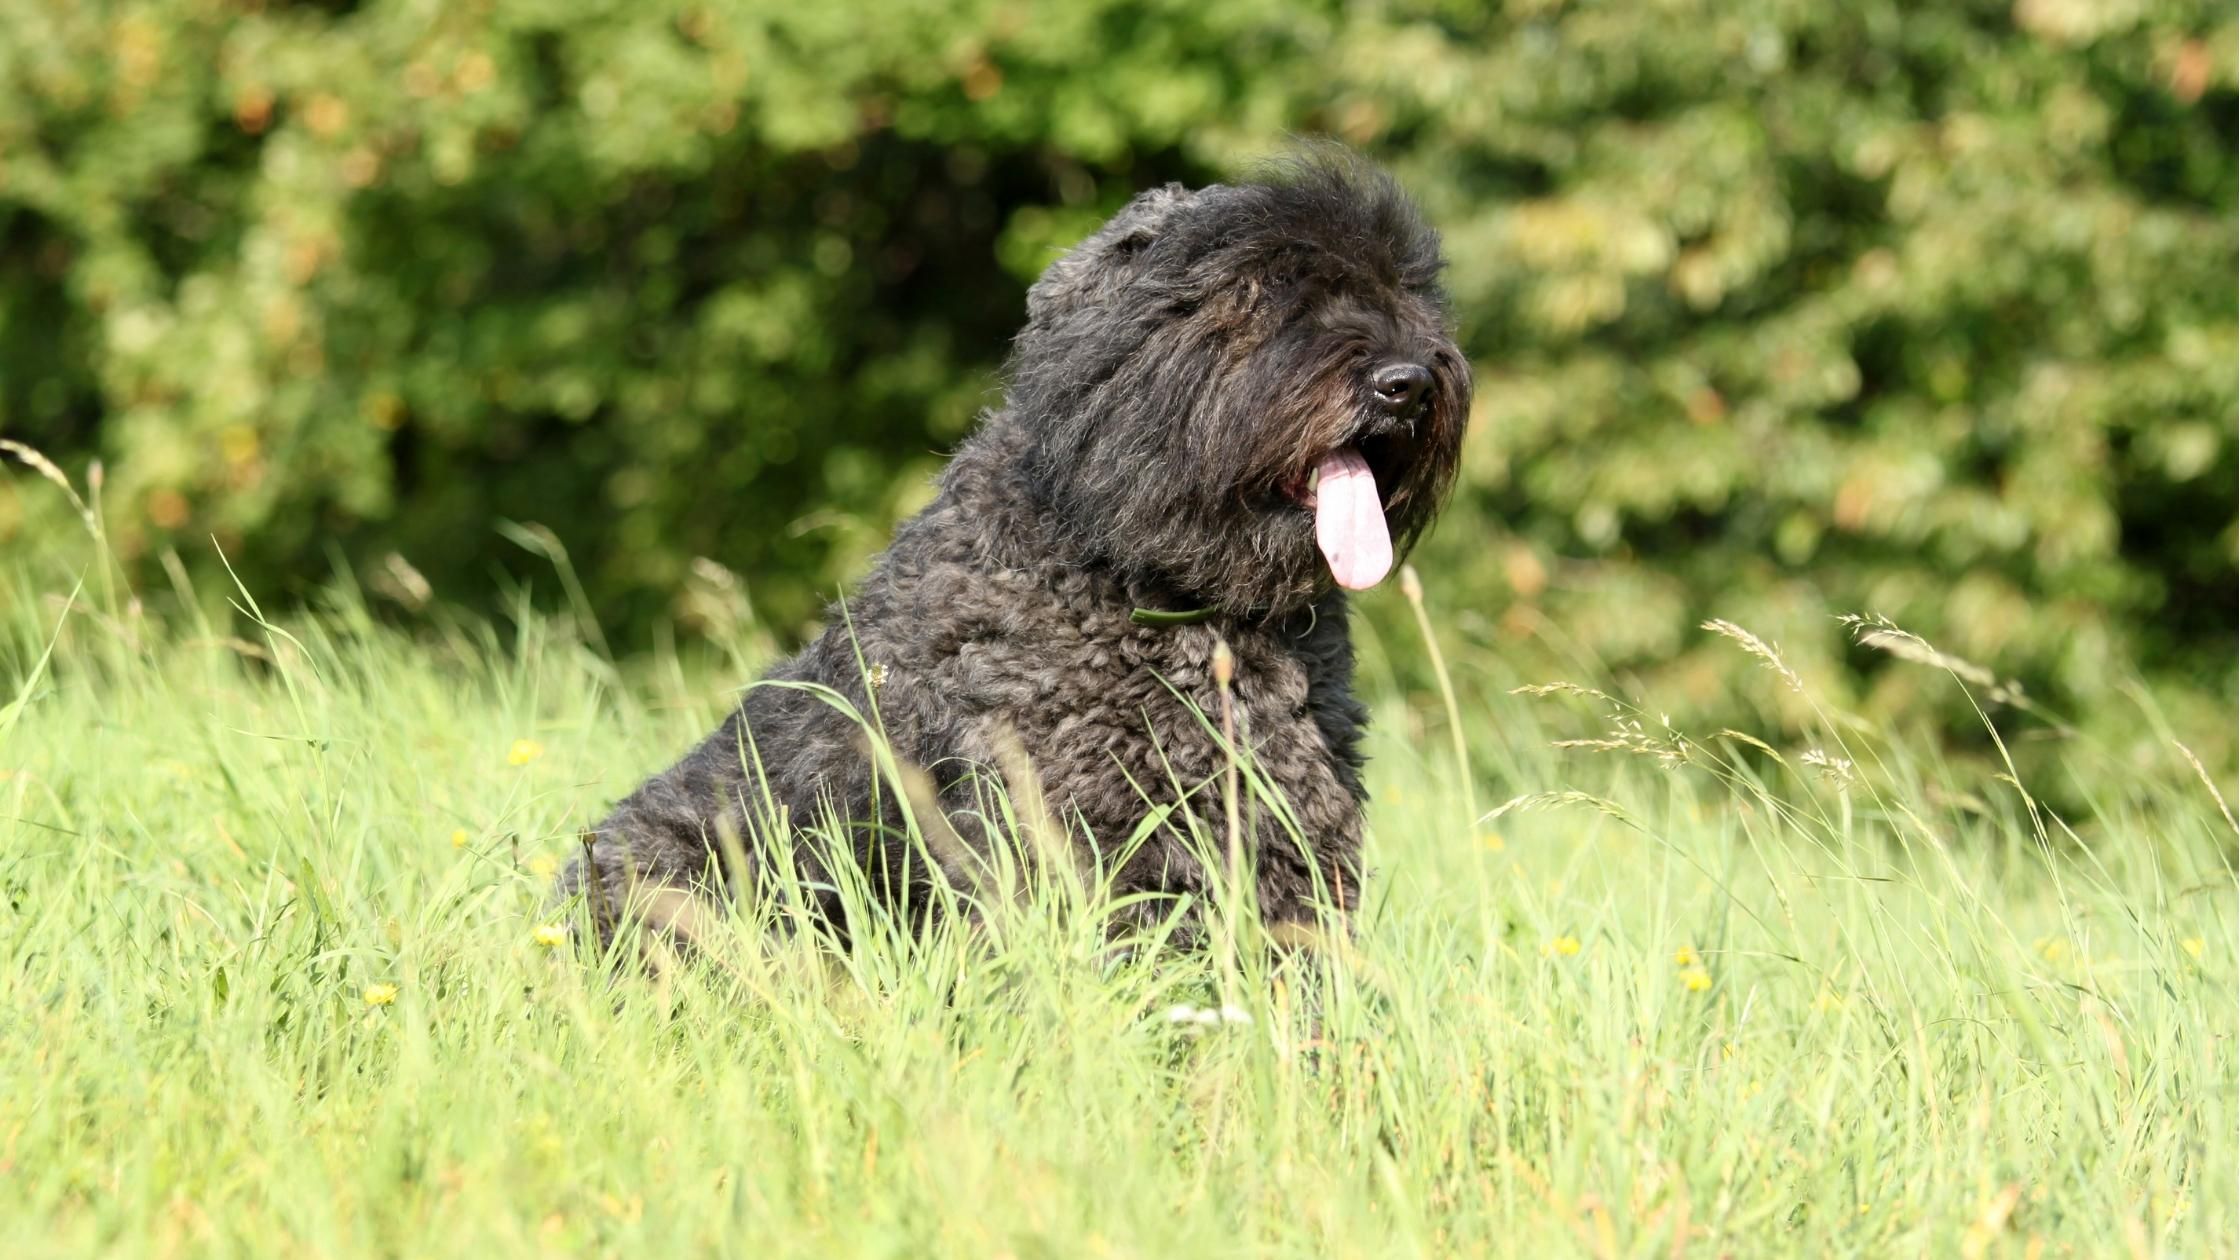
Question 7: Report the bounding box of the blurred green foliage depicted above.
[1,0,2234,769]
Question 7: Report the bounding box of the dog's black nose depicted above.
[1370,362,1433,417]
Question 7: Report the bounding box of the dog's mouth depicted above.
[1282,437,1402,591]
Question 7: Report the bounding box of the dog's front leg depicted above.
[555,803,744,975]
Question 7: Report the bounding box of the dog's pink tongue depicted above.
[1314,448,1393,591]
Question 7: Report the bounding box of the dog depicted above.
[560,148,1470,955]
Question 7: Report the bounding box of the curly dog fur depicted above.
[560,149,1471,951]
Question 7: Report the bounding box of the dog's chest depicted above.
[893,596,1360,843]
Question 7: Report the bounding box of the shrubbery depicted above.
[2,0,2233,772]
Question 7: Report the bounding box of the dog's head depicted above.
[1007,147,1471,613]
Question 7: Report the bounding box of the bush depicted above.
[2,0,2232,774]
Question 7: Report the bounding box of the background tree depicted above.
[2,0,2232,781]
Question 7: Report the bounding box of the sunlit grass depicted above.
[0,543,2231,1257]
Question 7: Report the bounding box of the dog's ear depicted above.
[1025,183,1207,325]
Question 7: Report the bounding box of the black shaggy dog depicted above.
[561,150,1470,953]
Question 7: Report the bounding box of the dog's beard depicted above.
[1014,390,1456,611]
[1260,381,1460,602]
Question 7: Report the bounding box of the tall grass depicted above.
[0,451,2232,1257]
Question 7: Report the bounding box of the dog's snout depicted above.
[1370,362,1433,418]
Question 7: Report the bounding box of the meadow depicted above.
[1,513,2232,1257]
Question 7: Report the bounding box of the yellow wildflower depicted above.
[1544,935,1582,957]
[532,923,569,949]
[527,853,559,879]
[1679,967,1711,992]
[1673,945,1699,967]
[1479,832,1505,852]
[1813,987,1845,1012]
[450,828,469,849]
[507,738,545,766]
[599,1193,645,1224]
[2181,937,2205,960]
[362,982,399,1007]
[2034,936,2066,962]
